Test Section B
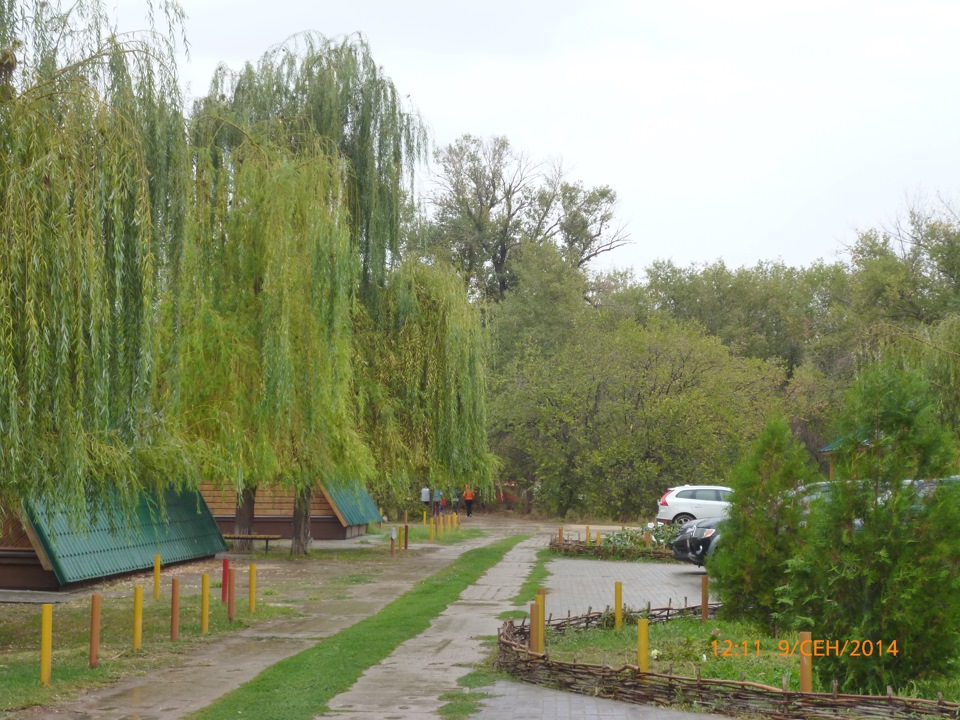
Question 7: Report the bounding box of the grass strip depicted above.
[190,535,526,720]
[511,546,552,606]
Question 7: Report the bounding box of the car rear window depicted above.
[693,489,720,501]
[675,490,694,499]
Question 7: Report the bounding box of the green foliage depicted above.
[490,248,784,519]
[176,135,370,496]
[193,32,426,298]
[710,417,818,631]
[356,261,494,505]
[0,1,194,516]
[780,362,960,693]
[600,525,676,553]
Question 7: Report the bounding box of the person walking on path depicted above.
[421,486,430,511]
[463,485,475,517]
[433,488,443,517]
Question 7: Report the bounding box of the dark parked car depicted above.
[671,517,721,566]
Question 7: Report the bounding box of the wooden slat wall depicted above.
[199,482,336,519]
[0,513,32,550]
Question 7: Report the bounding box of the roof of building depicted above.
[23,487,226,585]
[322,482,383,527]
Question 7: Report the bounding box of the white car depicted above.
[656,485,733,525]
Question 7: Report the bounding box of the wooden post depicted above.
[40,603,52,686]
[596,531,601,544]
[249,563,257,614]
[390,532,395,557]
[429,517,435,543]
[615,582,623,630]
[701,575,709,623]
[536,588,546,654]
[404,523,409,551]
[644,531,652,548]
[170,578,180,641]
[153,554,161,600]
[90,594,101,668]
[529,602,539,654]
[638,618,649,672]
[423,510,427,526]
[799,630,812,692]
[585,525,591,546]
[221,558,229,603]
[558,526,563,545]
[227,568,236,622]
[133,586,143,651]
[200,573,210,634]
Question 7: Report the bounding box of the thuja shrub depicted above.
[709,417,818,632]
[779,362,960,694]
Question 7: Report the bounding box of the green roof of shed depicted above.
[24,488,226,585]
[324,482,382,527]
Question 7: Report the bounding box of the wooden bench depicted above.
[222,534,283,552]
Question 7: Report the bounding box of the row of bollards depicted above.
[39,555,259,687]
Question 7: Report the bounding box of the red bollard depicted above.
[221,558,229,604]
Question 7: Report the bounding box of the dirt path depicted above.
[9,516,548,720]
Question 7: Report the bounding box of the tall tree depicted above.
[428,134,628,301]
[355,262,494,506]
[0,0,192,518]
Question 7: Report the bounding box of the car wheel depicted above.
[672,513,694,525]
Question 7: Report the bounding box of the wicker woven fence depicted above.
[498,609,960,720]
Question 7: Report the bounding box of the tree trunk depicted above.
[290,486,312,556]
[233,486,257,551]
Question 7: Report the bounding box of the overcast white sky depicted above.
[118,0,960,274]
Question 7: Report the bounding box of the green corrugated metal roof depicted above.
[323,482,383,526]
[24,488,226,585]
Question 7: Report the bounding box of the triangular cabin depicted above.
[199,481,382,540]
[0,488,226,591]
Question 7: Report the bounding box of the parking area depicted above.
[545,557,712,616]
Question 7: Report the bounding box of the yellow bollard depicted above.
[133,586,143,651]
[596,531,601,544]
[528,602,540,654]
[535,589,546,654]
[585,525,591,546]
[249,563,257,614]
[40,603,52,686]
[429,517,434,542]
[423,510,427,526]
[558,526,563,545]
[153,554,161,600]
[799,630,812,692]
[615,581,623,630]
[200,573,210,634]
[638,619,649,671]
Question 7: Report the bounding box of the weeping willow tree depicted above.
[194,32,426,297]
[177,112,371,552]
[356,262,495,507]
[0,1,193,520]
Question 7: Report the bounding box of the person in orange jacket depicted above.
[463,484,476,517]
